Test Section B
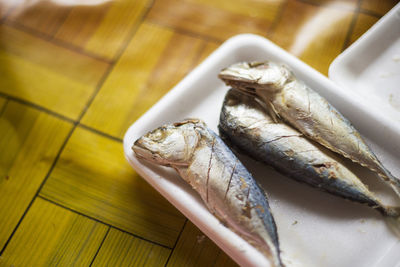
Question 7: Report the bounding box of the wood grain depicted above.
[147,0,282,41]
[0,197,108,266]
[1,0,396,265]
[270,0,353,75]
[55,0,150,59]
[166,221,238,267]
[0,24,109,119]
[187,0,284,20]
[0,101,72,249]
[40,126,186,247]
[82,22,205,138]
[54,4,111,51]
[7,1,71,36]
[92,228,171,266]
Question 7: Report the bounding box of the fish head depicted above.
[219,61,294,97]
[223,89,271,121]
[132,119,203,167]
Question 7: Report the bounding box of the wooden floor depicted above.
[0,0,397,266]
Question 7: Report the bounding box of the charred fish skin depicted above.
[219,89,395,217]
[133,119,284,267]
[219,62,400,198]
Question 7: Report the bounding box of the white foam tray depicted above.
[329,3,400,124]
[123,34,400,267]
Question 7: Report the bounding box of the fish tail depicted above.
[377,170,400,199]
[383,206,400,239]
[352,153,400,199]
[336,148,400,198]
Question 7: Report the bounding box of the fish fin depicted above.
[268,102,281,123]
[384,207,400,239]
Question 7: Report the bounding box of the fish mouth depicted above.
[219,77,258,97]
[240,86,257,97]
[132,139,152,160]
[218,74,258,97]
[132,137,162,161]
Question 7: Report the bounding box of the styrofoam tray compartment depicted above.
[329,3,400,124]
[123,34,400,267]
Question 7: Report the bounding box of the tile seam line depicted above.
[296,0,358,12]
[2,20,113,64]
[48,7,72,38]
[164,219,188,267]
[109,0,156,62]
[0,98,9,117]
[37,195,174,250]
[0,58,122,253]
[2,0,192,257]
[0,92,123,142]
[89,227,111,267]
[0,42,117,253]
[145,20,222,44]
[78,123,123,142]
[359,8,383,19]
[77,0,156,121]
[0,121,77,256]
[0,92,75,123]
[0,0,171,250]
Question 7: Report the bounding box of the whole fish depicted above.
[219,89,400,222]
[219,61,400,198]
[132,119,284,267]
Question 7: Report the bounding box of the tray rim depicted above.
[123,33,400,267]
[328,3,400,122]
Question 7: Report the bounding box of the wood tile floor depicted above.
[0,0,397,265]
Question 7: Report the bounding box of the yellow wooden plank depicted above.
[270,0,353,75]
[55,0,150,59]
[186,0,285,20]
[196,41,220,66]
[7,2,71,35]
[0,25,109,119]
[92,228,171,266]
[40,126,186,247]
[167,222,238,267]
[82,22,204,138]
[53,4,111,50]
[147,0,276,41]
[361,0,398,16]
[349,13,379,45]
[0,197,108,266]
[0,101,72,249]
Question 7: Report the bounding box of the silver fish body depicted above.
[219,89,398,218]
[219,62,400,198]
[133,119,284,267]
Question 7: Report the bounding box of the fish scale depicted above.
[133,119,284,267]
[219,61,400,199]
[218,89,399,221]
